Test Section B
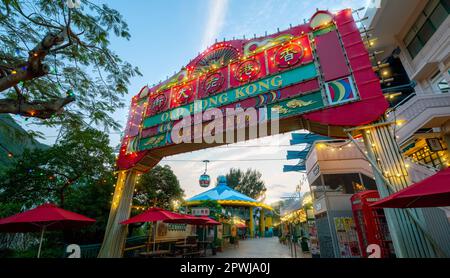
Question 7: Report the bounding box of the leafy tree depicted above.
[0,0,140,130]
[0,127,116,208]
[222,168,242,189]
[0,114,47,173]
[63,177,114,244]
[132,165,184,211]
[220,168,267,200]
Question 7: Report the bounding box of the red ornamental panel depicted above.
[170,82,195,108]
[266,36,313,74]
[203,71,225,96]
[234,59,261,83]
[147,90,170,117]
[230,53,267,87]
[274,42,304,68]
[315,30,350,82]
[197,67,228,99]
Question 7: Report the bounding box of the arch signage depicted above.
[117,9,388,170]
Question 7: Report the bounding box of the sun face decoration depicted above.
[193,46,239,75]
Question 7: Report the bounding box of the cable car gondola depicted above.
[199,160,211,188]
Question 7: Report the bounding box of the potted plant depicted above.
[214,238,223,252]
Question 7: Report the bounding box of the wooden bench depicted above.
[182,251,202,258]
[138,250,171,258]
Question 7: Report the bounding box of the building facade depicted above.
[365,0,450,170]
[302,1,450,258]
[305,140,378,258]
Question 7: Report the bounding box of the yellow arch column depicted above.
[98,170,139,258]
[266,215,272,229]
[249,207,254,238]
[259,209,265,238]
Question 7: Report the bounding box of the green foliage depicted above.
[0,114,47,173]
[0,127,116,246]
[222,168,241,189]
[220,168,267,200]
[196,200,224,221]
[63,177,114,244]
[0,201,22,218]
[213,237,223,248]
[0,0,141,129]
[132,165,184,211]
[0,127,115,208]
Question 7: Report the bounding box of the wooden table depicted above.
[175,244,199,257]
[145,239,179,252]
[175,244,198,249]
[197,241,212,257]
[138,250,171,258]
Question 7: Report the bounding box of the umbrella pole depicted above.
[146,222,154,252]
[37,226,46,258]
[153,222,157,253]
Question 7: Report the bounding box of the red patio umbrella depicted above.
[203,217,221,226]
[371,168,450,208]
[120,207,187,252]
[167,214,211,225]
[120,207,186,225]
[0,203,96,258]
[198,217,221,245]
[165,215,213,244]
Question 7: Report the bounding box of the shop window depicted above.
[404,0,449,58]
[410,144,446,169]
[417,20,436,43]
[361,174,377,190]
[406,37,424,59]
[443,0,450,12]
[323,173,363,195]
[430,2,448,27]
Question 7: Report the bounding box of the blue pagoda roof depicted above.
[187,176,257,203]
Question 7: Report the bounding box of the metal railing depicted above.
[75,235,149,258]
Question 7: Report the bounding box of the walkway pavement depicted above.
[211,237,311,258]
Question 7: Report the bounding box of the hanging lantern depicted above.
[199,160,211,188]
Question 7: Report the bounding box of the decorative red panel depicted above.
[315,30,350,82]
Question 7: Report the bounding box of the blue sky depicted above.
[18,0,370,203]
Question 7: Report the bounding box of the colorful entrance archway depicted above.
[98,9,448,258]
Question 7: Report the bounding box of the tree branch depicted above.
[0,29,68,92]
[13,1,63,30]
[0,96,75,119]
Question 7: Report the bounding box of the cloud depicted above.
[200,0,229,50]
